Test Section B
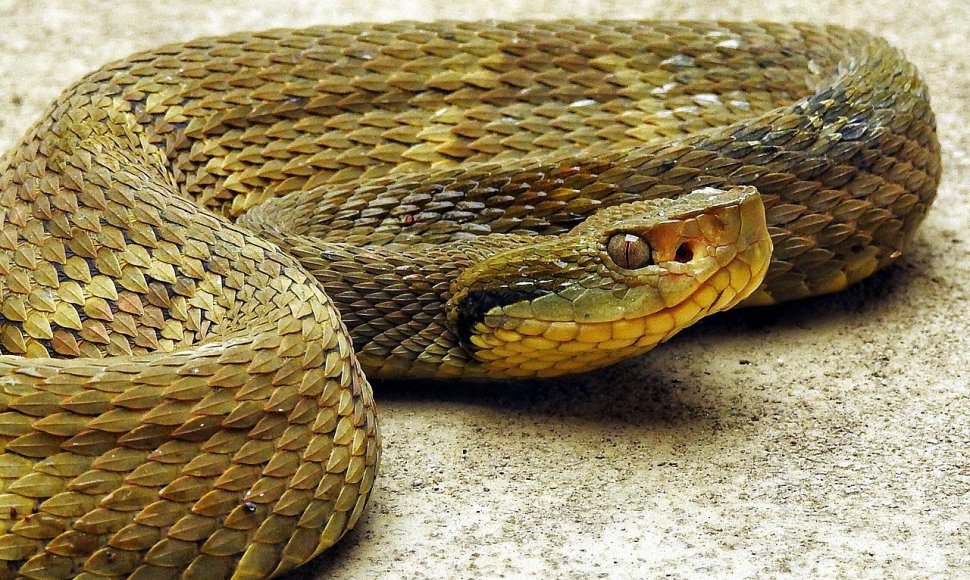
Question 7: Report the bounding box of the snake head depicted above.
[446,186,772,378]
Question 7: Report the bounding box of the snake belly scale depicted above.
[0,19,939,579]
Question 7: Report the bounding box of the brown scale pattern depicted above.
[0,19,940,579]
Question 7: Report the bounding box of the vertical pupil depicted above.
[624,235,637,268]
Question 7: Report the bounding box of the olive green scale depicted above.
[0,19,940,580]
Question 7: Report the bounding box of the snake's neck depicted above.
[258,229,538,378]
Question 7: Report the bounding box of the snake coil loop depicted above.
[0,20,938,579]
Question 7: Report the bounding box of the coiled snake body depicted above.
[0,20,939,579]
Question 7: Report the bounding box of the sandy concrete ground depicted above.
[0,1,966,578]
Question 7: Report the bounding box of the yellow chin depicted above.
[467,238,771,379]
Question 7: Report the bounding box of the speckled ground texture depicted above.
[0,1,966,578]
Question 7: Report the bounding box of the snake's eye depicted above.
[607,233,653,269]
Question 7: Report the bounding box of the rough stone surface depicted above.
[0,1,965,578]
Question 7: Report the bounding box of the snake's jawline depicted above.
[454,288,551,349]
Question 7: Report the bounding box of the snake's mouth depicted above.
[454,190,772,378]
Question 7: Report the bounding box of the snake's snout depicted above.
[447,186,773,378]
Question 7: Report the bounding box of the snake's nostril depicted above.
[674,242,694,263]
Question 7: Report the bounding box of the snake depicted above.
[0,18,939,580]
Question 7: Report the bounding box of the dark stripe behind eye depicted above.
[452,288,551,349]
